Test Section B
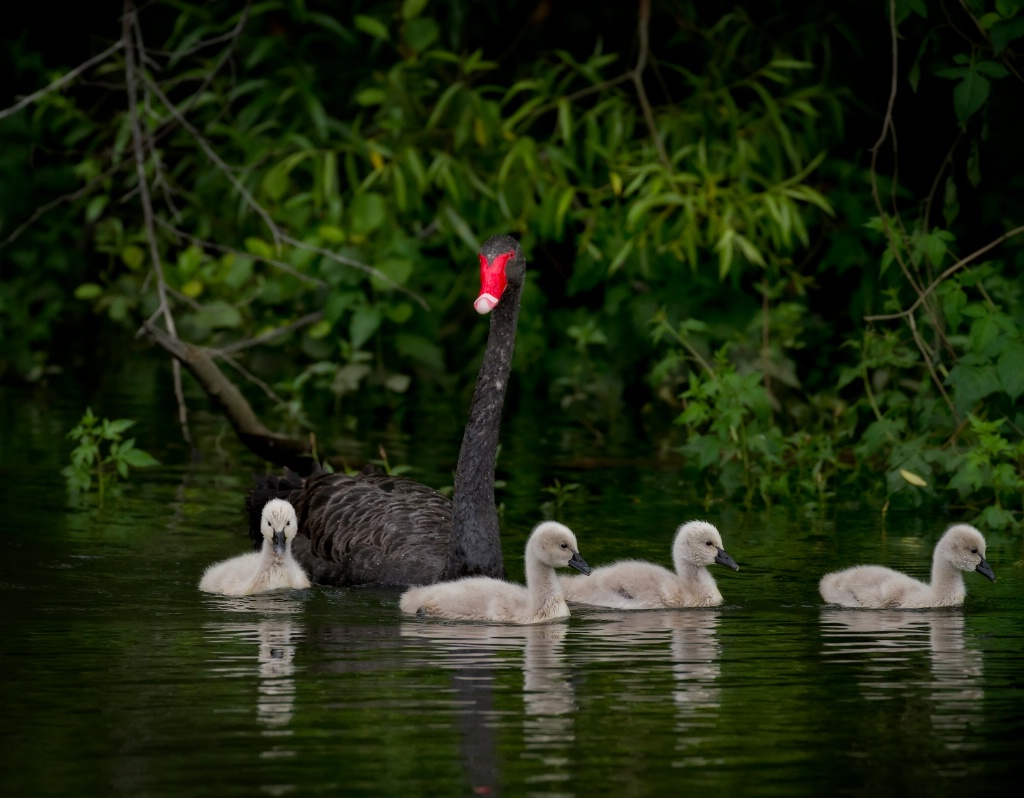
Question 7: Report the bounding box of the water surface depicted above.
[2,379,1022,795]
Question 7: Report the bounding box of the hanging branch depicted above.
[633,0,672,172]
[142,322,314,472]
[0,41,124,122]
[866,0,958,421]
[123,0,194,447]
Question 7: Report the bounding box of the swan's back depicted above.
[563,559,724,608]
[400,577,531,622]
[819,565,930,609]
[247,468,451,586]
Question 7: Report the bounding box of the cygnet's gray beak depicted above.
[715,548,740,571]
[272,530,287,555]
[975,557,996,582]
[568,551,591,576]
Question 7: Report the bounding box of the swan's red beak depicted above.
[474,250,514,314]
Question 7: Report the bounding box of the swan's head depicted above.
[938,523,995,582]
[673,520,739,572]
[528,521,591,575]
[474,234,525,314]
[261,498,299,554]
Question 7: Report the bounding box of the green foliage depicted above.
[3,0,1024,528]
[62,407,160,501]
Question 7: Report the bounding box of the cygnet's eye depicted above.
[705,540,713,546]
[970,546,978,554]
[560,543,568,549]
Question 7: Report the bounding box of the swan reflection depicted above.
[204,594,305,761]
[573,609,722,745]
[819,609,983,754]
[400,621,573,788]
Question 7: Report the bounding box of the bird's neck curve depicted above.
[444,280,522,580]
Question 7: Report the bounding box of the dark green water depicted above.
[2,372,1023,796]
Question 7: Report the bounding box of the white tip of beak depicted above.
[474,294,499,314]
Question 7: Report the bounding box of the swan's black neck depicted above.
[443,280,522,580]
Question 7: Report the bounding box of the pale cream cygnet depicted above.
[819,523,996,609]
[399,521,591,624]
[200,499,311,596]
[561,520,739,609]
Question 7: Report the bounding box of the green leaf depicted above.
[404,17,439,53]
[991,17,1024,54]
[121,448,160,468]
[355,88,387,106]
[997,341,1024,399]
[953,71,990,125]
[354,15,389,40]
[384,373,411,393]
[350,192,387,235]
[308,319,333,340]
[947,363,1001,413]
[942,286,967,329]
[973,60,1010,78]
[371,258,414,291]
[120,245,145,270]
[350,307,382,349]
[942,177,959,227]
[85,195,108,224]
[74,283,103,300]
[977,505,1017,529]
[104,418,135,436]
[402,0,428,19]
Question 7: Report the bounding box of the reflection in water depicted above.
[400,622,572,794]
[574,610,722,747]
[819,609,984,759]
[204,594,305,769]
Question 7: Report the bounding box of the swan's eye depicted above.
[970,547,978,554]
[705,540,713,546]
[560,543,568,549]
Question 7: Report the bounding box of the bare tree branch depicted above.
[141,322,315,472]
[124,0,193,447]
[0,41,124,122]
[633,0,672,172]
[865,223,1024,322]
[211,312,324,358]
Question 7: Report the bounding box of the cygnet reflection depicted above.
[819,609,984,756]
[205,611,305,761]
[573,609,722,741]
[400,621,574,786]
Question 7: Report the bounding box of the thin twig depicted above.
[139,69,282,250]
[219,353,290,407]
[0,160,124,248]
[124,1,193,447]
[212,311,324,357]
[866,223,1024,321]
[633,0,672,172]
[0,41,123,122]
[156,219,327,288]
[921,131,963,236]
[140,71,428,307]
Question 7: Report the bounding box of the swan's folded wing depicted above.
[294,472,452,586]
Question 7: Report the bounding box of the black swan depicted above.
[246,234,526,586]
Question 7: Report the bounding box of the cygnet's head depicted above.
[673,520,739,571]
[527,521,591,575]
[261,499,298,554]
[938,523,995,581]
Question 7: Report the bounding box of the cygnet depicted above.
[819,523,995,609]
[561,520,739,609]
[200,499,311,596]
[399,520,591,624]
